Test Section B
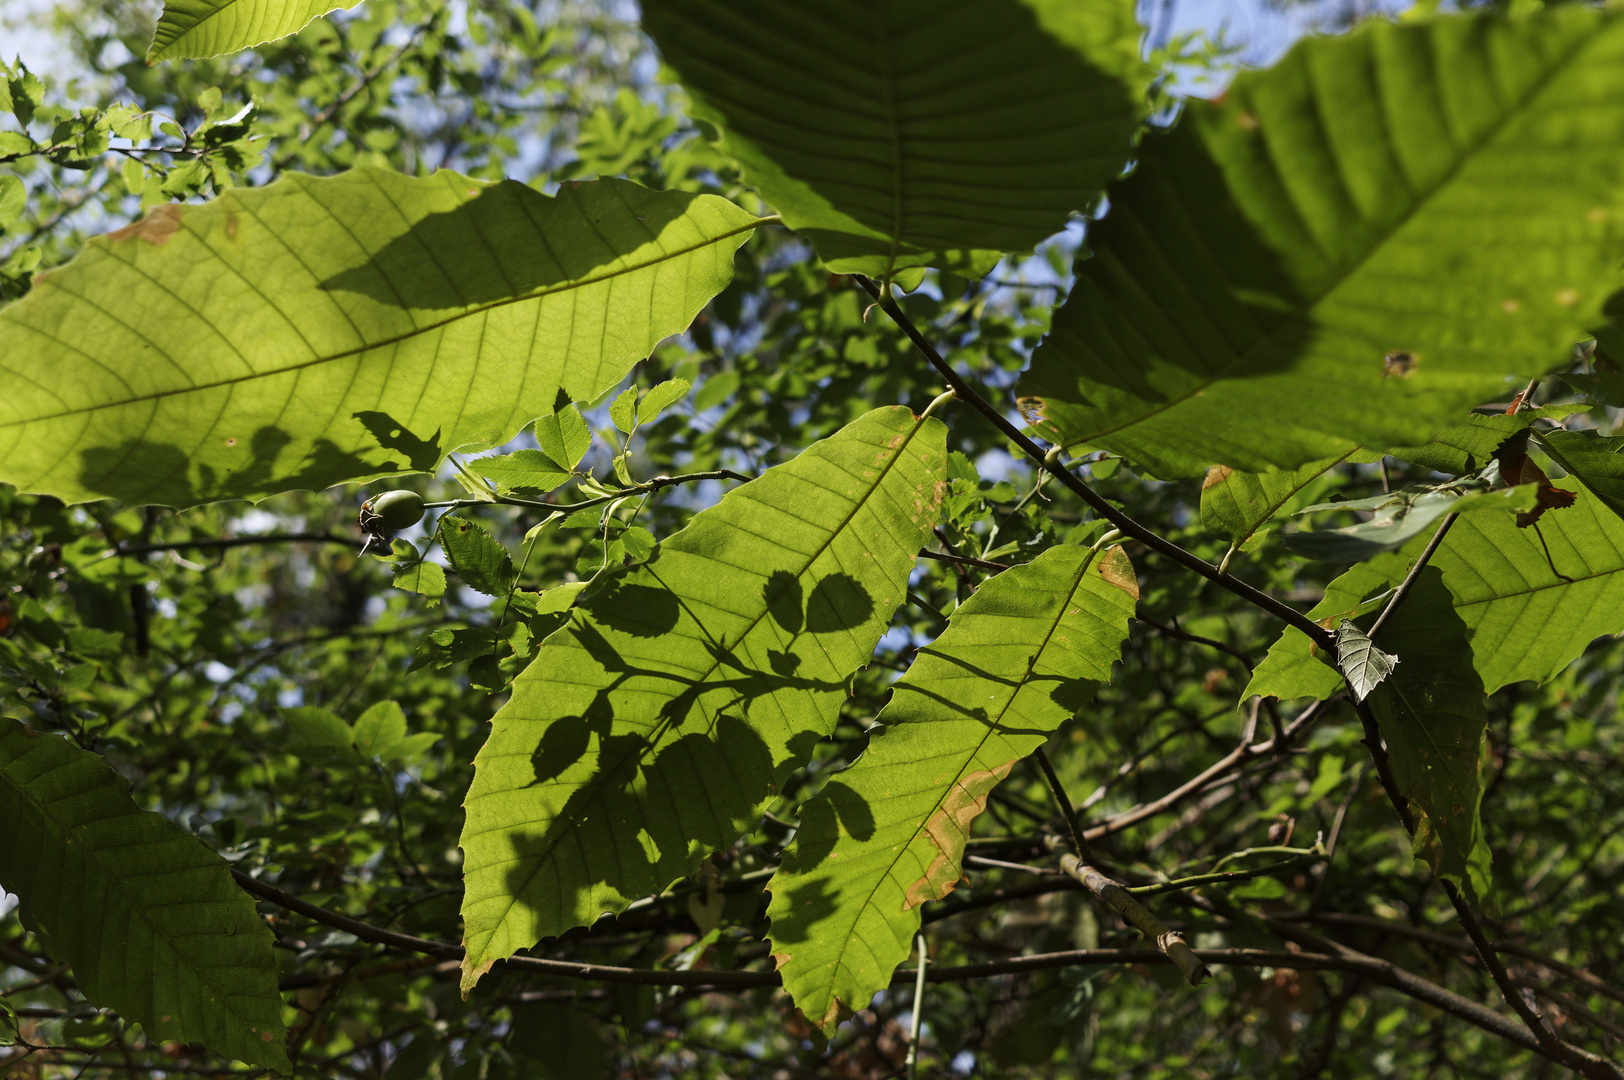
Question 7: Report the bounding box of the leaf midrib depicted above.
[1062,18,1601,449]
[2,215,771,430]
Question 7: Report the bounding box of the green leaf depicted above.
[283,705,353,749]
[352,700,407,759]
[1019,9,1624,478]
[458,406,947,991]
[1427,480,1624,691]
[0,718,288,1069]
[608,386,638,435]
[0,169,762,507]
[1199,451,1359,548]
[766,543,1138,1033]
[392,560,447,602]
[1251,481,1624,696]
[535,403,592,473]
[1333,619,1397,702]
[1243,553,1409,702]
[1536,429,1624,524]
[0,175,24,230]
[1386,405,1585,474]
[638,377,690,424]
[1365,568,1493,906]
[440,515,516,597]
[148,0,365,62]
[642,0,1149,279]
[467,450,573,495]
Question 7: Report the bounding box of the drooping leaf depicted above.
[641,0,1150,280]
[608,386,639,434]
[1285,481,1537,562]
[1019,9,1624,478]
[1365,568,1494,906]
[458,406,947,991]
[1333,619,1397,702]
[0,169,761,507]
[0,718,288,1070]
[1427,480,1624,691]
[1199,450,1362,548]
[766,543,1137,1033]
[1536,429,1624,524]
[148,0,361,62]
[440,515,517,597]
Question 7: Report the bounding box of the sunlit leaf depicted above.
[148,0,362,62]
[0,169,761,507]
[767,543,1137,1032]
[1333,619,1397,702]
[458,406,947,991]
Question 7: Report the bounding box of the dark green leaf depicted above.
[0,719,288,1069]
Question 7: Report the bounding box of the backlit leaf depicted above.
[0,169,761,507]
[767,543,1137,1032]
[458,406,947,991]
[1199,451,1360,548]
[148,0,362,62]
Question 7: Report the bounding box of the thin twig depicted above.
[1033,750,1209,985]
[854,275,1336,654]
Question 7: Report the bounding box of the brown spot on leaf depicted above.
[902,760,1015,910]
[1098,546,1139,599]
[109,203,183,246]
[1202,465,1233,491]
[1501,298,1521,313]
[1555,288,1580,308]
[1236,111,1259,131]
[1382,351,1418,378]
[772,952,791,971]
[817,997,843,1035]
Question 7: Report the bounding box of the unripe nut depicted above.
[367,490,425,531]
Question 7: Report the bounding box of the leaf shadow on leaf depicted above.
[498,569,881,927]
[352,411,442,472]
[790,780,875,871]
[316,178,695,309]
[1023,121,1307,418]
[804,574,875,634]
[76,424,399,505]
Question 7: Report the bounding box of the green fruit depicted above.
[367,490,426,530]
